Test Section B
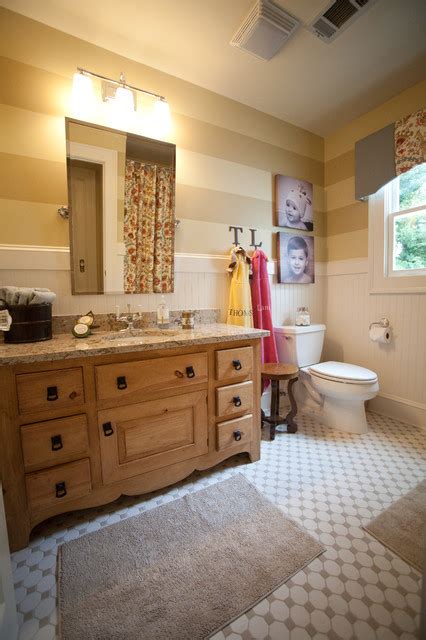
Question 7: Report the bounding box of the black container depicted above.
[3,303,52,343]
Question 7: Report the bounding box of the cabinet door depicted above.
[98,391,208,484]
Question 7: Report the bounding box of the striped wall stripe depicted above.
[172,112,323,185]
[0,104,65,162]
[0,153,67,203]
[326,202,368,236]
[0,199,69,246]
[176,183,327,236]
[324,149,354,187]
[326,229,368,262]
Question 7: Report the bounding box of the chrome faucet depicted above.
[115,304,141,331]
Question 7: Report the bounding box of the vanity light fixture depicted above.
[71,70,96,117]
[71,68,171,133]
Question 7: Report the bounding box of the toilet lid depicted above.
[309,361,378,384]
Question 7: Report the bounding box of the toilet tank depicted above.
[274,324,326,367]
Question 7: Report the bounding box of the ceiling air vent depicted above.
[308,0,378,43]
[230,0,300,61]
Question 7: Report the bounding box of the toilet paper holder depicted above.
[369,317,389,330]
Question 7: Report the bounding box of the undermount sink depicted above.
[104,328,182,341]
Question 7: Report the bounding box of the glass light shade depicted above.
[114,86,135,114]
[151,99,171,138]
[70,72,95,117]
[107,85,136,130]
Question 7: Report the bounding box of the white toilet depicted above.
[274,324,379,434]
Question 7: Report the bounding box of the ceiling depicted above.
[2,0,426,136]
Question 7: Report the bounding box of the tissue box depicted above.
[3,303,52,344]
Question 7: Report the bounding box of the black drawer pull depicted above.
[232,359,242,371]
[51,435,63,451]
[233,430,242,441]
[47,386,58,401]
[103,422,114,437]
[55,482,67,498]
[186,366,195,378]
[117,376,127,390]
[233,396,242,407]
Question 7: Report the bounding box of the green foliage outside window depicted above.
[394,164,426,271]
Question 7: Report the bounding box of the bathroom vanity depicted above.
[0,324,266,551]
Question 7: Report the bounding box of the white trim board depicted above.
[0,244,330,277]
[0,244,70,271]
[367,393,426,430]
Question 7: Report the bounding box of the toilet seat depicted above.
[308,361,378,385]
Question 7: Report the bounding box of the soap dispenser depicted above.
[156,295,170,328]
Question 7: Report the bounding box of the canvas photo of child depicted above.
[275,175,314,231]
[278,232,315,284]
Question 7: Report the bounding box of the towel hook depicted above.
[229,225,243,246]
[249,228,262,250]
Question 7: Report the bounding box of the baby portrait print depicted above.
[277,232,315,284]
[275,175,314,231]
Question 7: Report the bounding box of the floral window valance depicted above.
[394,107,426,176]
[355,105,426,200]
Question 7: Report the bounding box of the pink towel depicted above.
[250,249,278,378]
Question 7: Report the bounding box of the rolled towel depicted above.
[0,286,19,305]
[16,287,37,305]
[29,291,56,305]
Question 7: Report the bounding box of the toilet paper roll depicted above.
[369,326,391,343]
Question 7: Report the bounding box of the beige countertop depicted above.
[0,324,269,365]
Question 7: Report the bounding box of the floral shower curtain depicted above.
[124,160,175,293]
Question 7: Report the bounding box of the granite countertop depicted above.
[0,324,269,365]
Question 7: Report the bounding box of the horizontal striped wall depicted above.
[0,8,325,262]
[323,78,426,263]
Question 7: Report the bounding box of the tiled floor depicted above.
[12,411,426,640]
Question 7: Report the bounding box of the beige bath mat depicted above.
[58,474,324,639]
[364,479,426,573]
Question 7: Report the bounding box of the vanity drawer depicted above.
[16,368,84,415]
[216,381,253,418]
[21,414,90,472]
[216,414,253,451]
[215,346,253,381]
[25,458,92,514]
[95,352,208,402]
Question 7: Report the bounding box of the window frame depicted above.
[368,177,426,294]
[387,205,426,278]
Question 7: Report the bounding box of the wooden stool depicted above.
[261,363,299,440]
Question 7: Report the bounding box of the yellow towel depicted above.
[227,247,253,327]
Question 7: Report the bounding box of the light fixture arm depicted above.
[76,67,166,102]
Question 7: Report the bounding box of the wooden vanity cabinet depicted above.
[0,338,261,551]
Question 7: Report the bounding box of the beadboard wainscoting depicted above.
[0,245,326,327]
[324,260,426,428]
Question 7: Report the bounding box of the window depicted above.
[387,164,426,277]
[369,163,426,293]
